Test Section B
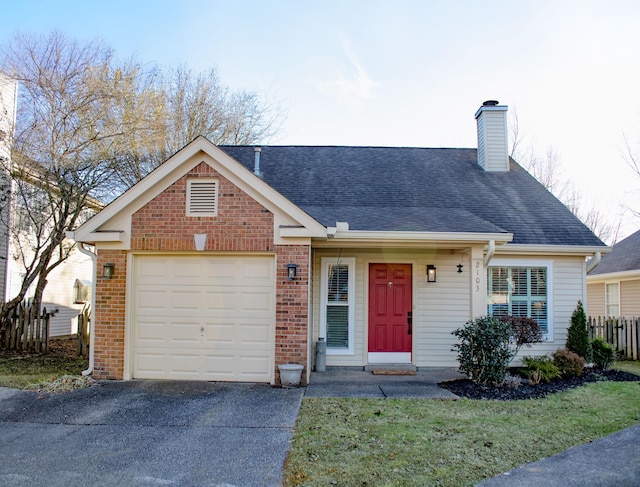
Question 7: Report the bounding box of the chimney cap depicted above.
[482,100,500,106]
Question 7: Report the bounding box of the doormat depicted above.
[371,370,416,376]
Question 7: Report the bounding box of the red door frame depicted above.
[368,263,412,354]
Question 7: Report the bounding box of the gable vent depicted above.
[187,179,218,216]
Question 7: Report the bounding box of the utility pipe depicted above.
[74,239,97,376]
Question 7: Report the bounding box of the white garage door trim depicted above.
[129,253,276,383]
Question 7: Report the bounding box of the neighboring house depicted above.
[0,72,94,337]
[587,229,640,318]
[71,101,607,384]
[0,73,18,304]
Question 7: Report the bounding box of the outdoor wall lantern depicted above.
[426,264,437,283]
[102,262,115,279]
[287,263,298,281]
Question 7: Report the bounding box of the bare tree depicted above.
[0,31,160,331]
[622,132,640,221]
[509,110,619,243]
[111,66,282,190]
[0,31,284,332]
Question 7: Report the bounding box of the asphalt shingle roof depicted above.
[588,229,640,275]
[220,145,606,247]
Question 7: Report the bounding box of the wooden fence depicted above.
[1,302,51,353]
[588,316,639,361]
[77,304,90,357]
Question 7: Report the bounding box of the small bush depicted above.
[499,315,543,355]
[452,316,512,385]
[566,301,592,362]
[553,348,585,378]
[522,356,560,384]
[591,338,615,371]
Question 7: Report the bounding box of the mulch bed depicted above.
[439,368,640,401]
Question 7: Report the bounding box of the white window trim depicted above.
[605,281,620,318]
[186,178,218,217]
[319,257,355,355]
[488,258,554,340]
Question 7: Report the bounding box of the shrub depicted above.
[452,316,512,385]
[591,338,615,370]
[566,301,592,362]
[522,355,560,384]
[553,348,585,378]
[499,315,543,355]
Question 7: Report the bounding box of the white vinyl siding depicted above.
[605,282,620,317]
[587,282,606,317]
[311,252,586,368]
[320,258,355,354]
[186,179,218,216]
[621,279,640,316]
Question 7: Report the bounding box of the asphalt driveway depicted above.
[0,381,304,487]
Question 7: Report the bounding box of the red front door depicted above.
[368,263,412,354]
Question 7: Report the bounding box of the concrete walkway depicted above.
[477,422,640,487]
[305,367,465,398]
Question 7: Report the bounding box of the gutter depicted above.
[586,251,601,274]
[68,232,96,376]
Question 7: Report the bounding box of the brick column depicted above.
[275,244,310,385]
[93,250,127,379]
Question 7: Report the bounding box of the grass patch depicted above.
[285,382,640,486]
[614,360,640,375]
[0,353,87,389]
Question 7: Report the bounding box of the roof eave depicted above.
[587,269,640,282]
[497,243,611,257]
[313,230,513,248]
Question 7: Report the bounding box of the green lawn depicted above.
[285,377,640,486]
[614,360,640,375]
[0,353,87,389]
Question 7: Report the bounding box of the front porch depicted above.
[304,367,466,398]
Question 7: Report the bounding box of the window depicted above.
[605,282,620,317]
[187,179,218,216]
[487,260,552,336]
[320,257,355,354]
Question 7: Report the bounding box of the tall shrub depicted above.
[566,301,592,362]
[452,315,544,385]
[452,316,513,385]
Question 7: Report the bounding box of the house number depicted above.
[474,260,481,292]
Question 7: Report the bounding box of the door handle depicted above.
[407,311,412,335]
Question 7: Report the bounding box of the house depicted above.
[0,72,94,337]
[71,101,607,384]
[587,229,640,318]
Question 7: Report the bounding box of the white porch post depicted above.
[470,245,487,319]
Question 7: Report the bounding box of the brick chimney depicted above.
[475,100,509,172]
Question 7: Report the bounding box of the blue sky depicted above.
[1,0,639,241]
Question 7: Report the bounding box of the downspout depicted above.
[75,240,97,376]
[483,240,496,267]
[586,251,601,274]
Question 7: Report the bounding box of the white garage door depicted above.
[132,255,275,382]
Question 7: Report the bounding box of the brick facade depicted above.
[275,244,310,385]
[93,249,127,379]
[93,161,310,383]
